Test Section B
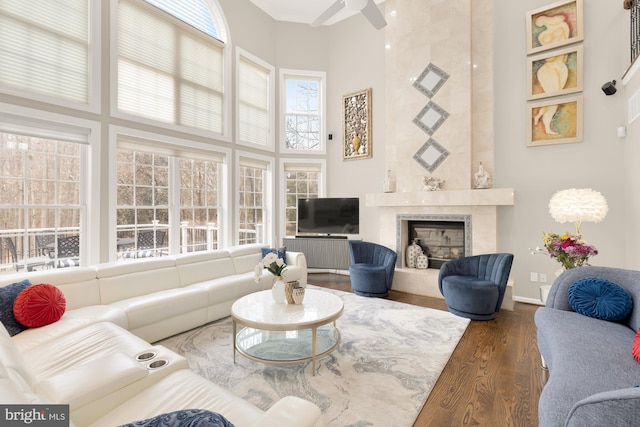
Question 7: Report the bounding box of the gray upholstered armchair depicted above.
[438,253,514,320]
[348,241,397,297]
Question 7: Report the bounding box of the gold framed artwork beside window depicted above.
[343,88,372,160]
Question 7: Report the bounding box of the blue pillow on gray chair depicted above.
[119,409,235,427]
[568,277,633,322]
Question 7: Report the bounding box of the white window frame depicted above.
[109,125,231,261]
[0,102,101,266]
[235,150,274,247]
[109,0,233,142]
[0,0,101,114]
[278,158,326,242]
[235,47,275,151]
[279,69,327,155]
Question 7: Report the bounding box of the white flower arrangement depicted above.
[254,252,287,283]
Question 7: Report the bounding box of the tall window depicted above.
[116,148,170,255]
[0,131,84,271]
[283,162,323,237]
[280,69,326,153]
[0,0,91,106]
[179,157,220,252]
[237,49,274,149]
[116,138,223,257]
[117,0,226,134]
[238,156,271,245]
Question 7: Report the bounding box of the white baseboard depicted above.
[514,296,545,306]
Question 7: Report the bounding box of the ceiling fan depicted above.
[311,0,387,30]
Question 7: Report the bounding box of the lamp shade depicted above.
[548,188,608,224]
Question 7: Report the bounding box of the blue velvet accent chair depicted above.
[348,241,397,297]
[438,253,514,320]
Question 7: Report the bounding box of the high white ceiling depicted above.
[249,0,385,26]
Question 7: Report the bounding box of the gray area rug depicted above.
[158,286,470,427]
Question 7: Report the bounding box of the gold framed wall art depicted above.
[343,88,372,160]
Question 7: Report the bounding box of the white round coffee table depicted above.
[231,288,344,375]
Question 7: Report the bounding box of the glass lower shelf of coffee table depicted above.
[235,324,340,363]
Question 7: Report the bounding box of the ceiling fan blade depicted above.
[361,0,386,29]
[311,0,345,27]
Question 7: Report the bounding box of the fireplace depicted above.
[366,189,512,299]
[408,220,465,269]
[396,214,472,270]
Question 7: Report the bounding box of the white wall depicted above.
[325,13,387,243]
[494,0,629,301]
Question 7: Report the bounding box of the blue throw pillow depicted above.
[0,279,32,336]
[568,277,633,322]
[261,246,286,261]
[119,409,235,427]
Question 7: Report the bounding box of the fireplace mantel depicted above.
[365,188,515,207]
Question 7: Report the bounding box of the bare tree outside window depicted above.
[285,79,320,150]
[238,165,264,244]
[0,133,82,271]
[284,170,319,236]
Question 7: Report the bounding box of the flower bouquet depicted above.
[534,232,598,270]
[254,251,287,283]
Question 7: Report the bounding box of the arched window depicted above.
[117,0,230,136]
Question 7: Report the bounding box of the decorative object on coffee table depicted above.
[292,286,305,304]
[285,281,299,304]
[272,277,286,304]
[254,251,288,304]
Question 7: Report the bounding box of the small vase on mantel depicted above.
[271,277,286,304]
[406,239,422,268]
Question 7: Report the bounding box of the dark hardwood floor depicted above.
[307,273,547,427]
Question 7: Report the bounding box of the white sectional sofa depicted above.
[0,243,323,427]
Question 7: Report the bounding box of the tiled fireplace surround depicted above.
[366,0,515,308]
[365,190,514,308]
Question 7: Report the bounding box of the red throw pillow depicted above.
[633,328,640,363]
[13,284,66,328]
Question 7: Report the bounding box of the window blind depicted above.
[0,0,89,103]
[239,156,269,171]
[118,135,225,163]
[239,56,270,146]
[118,0,224,133]
[0,113,90,144]
[284,162,323,173]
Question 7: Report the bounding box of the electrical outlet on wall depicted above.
[530,272,538,282]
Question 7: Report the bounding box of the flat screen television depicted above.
[297,197,359,236]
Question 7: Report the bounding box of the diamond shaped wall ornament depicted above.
[413,101,450,135]
[413,63,450,98]
[414,138,450,173]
